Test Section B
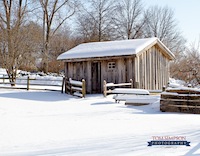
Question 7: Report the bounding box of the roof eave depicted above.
[57,55,136,62]
[157,39,175,60]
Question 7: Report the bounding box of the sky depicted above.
[143,0,200,45]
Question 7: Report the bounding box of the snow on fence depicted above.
[63,78,86,98]
[103,79,133,97]
[0,76,63,91]
[160,88,200,114]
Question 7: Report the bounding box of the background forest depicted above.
[0,0,199,86]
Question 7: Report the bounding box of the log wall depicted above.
[160,89,200,114]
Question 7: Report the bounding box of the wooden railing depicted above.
[0,76,62,91]
[62,77,86,98]
[103,79,133,97]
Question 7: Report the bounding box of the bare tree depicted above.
[112,0,144,39]
[143,5,186,53]
[0,0,29,85]
[172,41,200,86]
[76,0,116,42]
[38,0,77,73]
[18,22,44,71]
[143,5,186,80]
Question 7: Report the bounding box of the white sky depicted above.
[143,0,200,45]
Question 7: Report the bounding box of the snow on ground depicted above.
[0,89,200,156]
[0,68,7,76]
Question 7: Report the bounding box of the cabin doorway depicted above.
[91,62,101,93]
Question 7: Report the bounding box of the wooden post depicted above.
[3,74,5,84]
[69,78,72,95]
[103,80,107,97]
[27,76,30,90]
[162,85,166,92]
[61,77,65,93]
[130,79,133,88]
[82,79,86,98]
[134,82,139,88]
[65,77,68,94]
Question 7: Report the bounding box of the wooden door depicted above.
[91,62,101,93]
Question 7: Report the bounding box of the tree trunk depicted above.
[6,67,17,86]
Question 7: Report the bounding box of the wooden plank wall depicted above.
[101,58,135,83]
[65,61,92,93]
[136,45,170,90]
[100,58,136,92]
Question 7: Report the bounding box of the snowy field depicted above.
[0,89,200,156]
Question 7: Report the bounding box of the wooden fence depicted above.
[63,77,86,98]
[160,88,200,114]
[103,79,133,97]
[0,76,62,91]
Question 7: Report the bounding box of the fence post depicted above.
[82,79,86,98]
[3,74,5,84]
[130,79,133,88]
[27,76,30,90]
[162,85,166,92]
[65,77,68,94]
[134,82,139,88]
[69,78,72,95]
[61,77,65,93]
[103,80,107,97]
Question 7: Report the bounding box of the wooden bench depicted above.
[110,88,150,103]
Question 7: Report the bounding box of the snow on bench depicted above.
[111,88,150,103]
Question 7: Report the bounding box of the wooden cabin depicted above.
[57,37,175,93]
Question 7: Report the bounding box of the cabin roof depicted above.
[57,37,175,61]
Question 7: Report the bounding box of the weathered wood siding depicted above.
[135,45,170,90]
[64,44,171,93]
[99,57,136,93]
[65,57,136,93]
[65,61,91,93]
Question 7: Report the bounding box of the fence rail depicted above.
[103,79,133,97]
[62,77,86,98]
[160,88,200,114]
[0,76,63,91]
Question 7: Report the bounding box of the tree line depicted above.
[0,0,199,86]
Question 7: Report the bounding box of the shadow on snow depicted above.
[0,90,76,102]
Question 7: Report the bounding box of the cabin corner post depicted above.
[134,56,140,89]
[103,80,107,97]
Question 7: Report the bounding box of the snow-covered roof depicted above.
[57,37,175,60]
